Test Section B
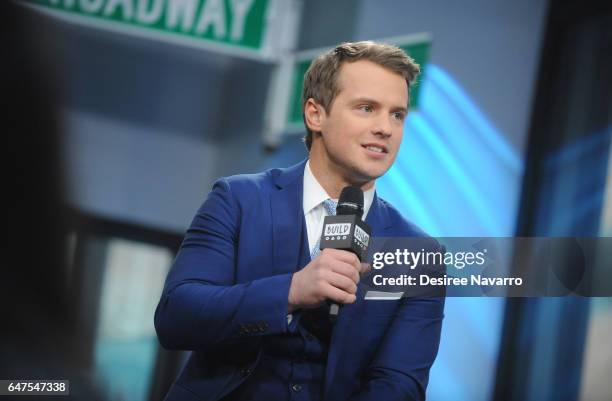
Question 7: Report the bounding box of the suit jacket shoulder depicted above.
[219,162,303,201]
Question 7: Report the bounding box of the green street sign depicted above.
[25,0,270,53]
[286,34,431,131]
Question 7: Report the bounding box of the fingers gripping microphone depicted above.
[319,186,372,321]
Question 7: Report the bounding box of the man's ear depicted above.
[304,98,325,133]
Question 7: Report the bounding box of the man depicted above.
[155,41,444,401]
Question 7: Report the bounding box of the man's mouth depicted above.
[362,144,388,154]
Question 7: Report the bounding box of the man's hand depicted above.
[287,248,371,313]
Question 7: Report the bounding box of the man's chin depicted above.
[350,167,388,186]
[361,162,392,179]
[332,157,390,185]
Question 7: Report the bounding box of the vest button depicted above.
[291,384,302,392]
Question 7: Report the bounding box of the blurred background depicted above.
[2,0,611,400]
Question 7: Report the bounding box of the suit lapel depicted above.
[270,160,308,275]
[324,192,392,399]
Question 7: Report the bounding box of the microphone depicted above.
[319,186,372,322]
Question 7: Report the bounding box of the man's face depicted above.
[314,59,408,185]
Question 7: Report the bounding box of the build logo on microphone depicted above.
[324,223,351,239]
[354,226,370,248]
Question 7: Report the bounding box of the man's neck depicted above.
[308,154,374,199]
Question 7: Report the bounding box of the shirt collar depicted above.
[303,160,375,218]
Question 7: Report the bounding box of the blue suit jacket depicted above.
[155,159,444,401]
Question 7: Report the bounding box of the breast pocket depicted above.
[360,299,400,320]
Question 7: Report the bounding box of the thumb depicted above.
[360,262,372,275]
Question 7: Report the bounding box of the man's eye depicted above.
[393,112,406,121]
[359,105,373,112]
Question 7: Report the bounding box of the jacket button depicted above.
[291,384,302,392]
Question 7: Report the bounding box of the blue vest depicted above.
[223,218,332,401]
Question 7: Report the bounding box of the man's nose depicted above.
[371,114,392,138]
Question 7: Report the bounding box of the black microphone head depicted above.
[337,186,364,218]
